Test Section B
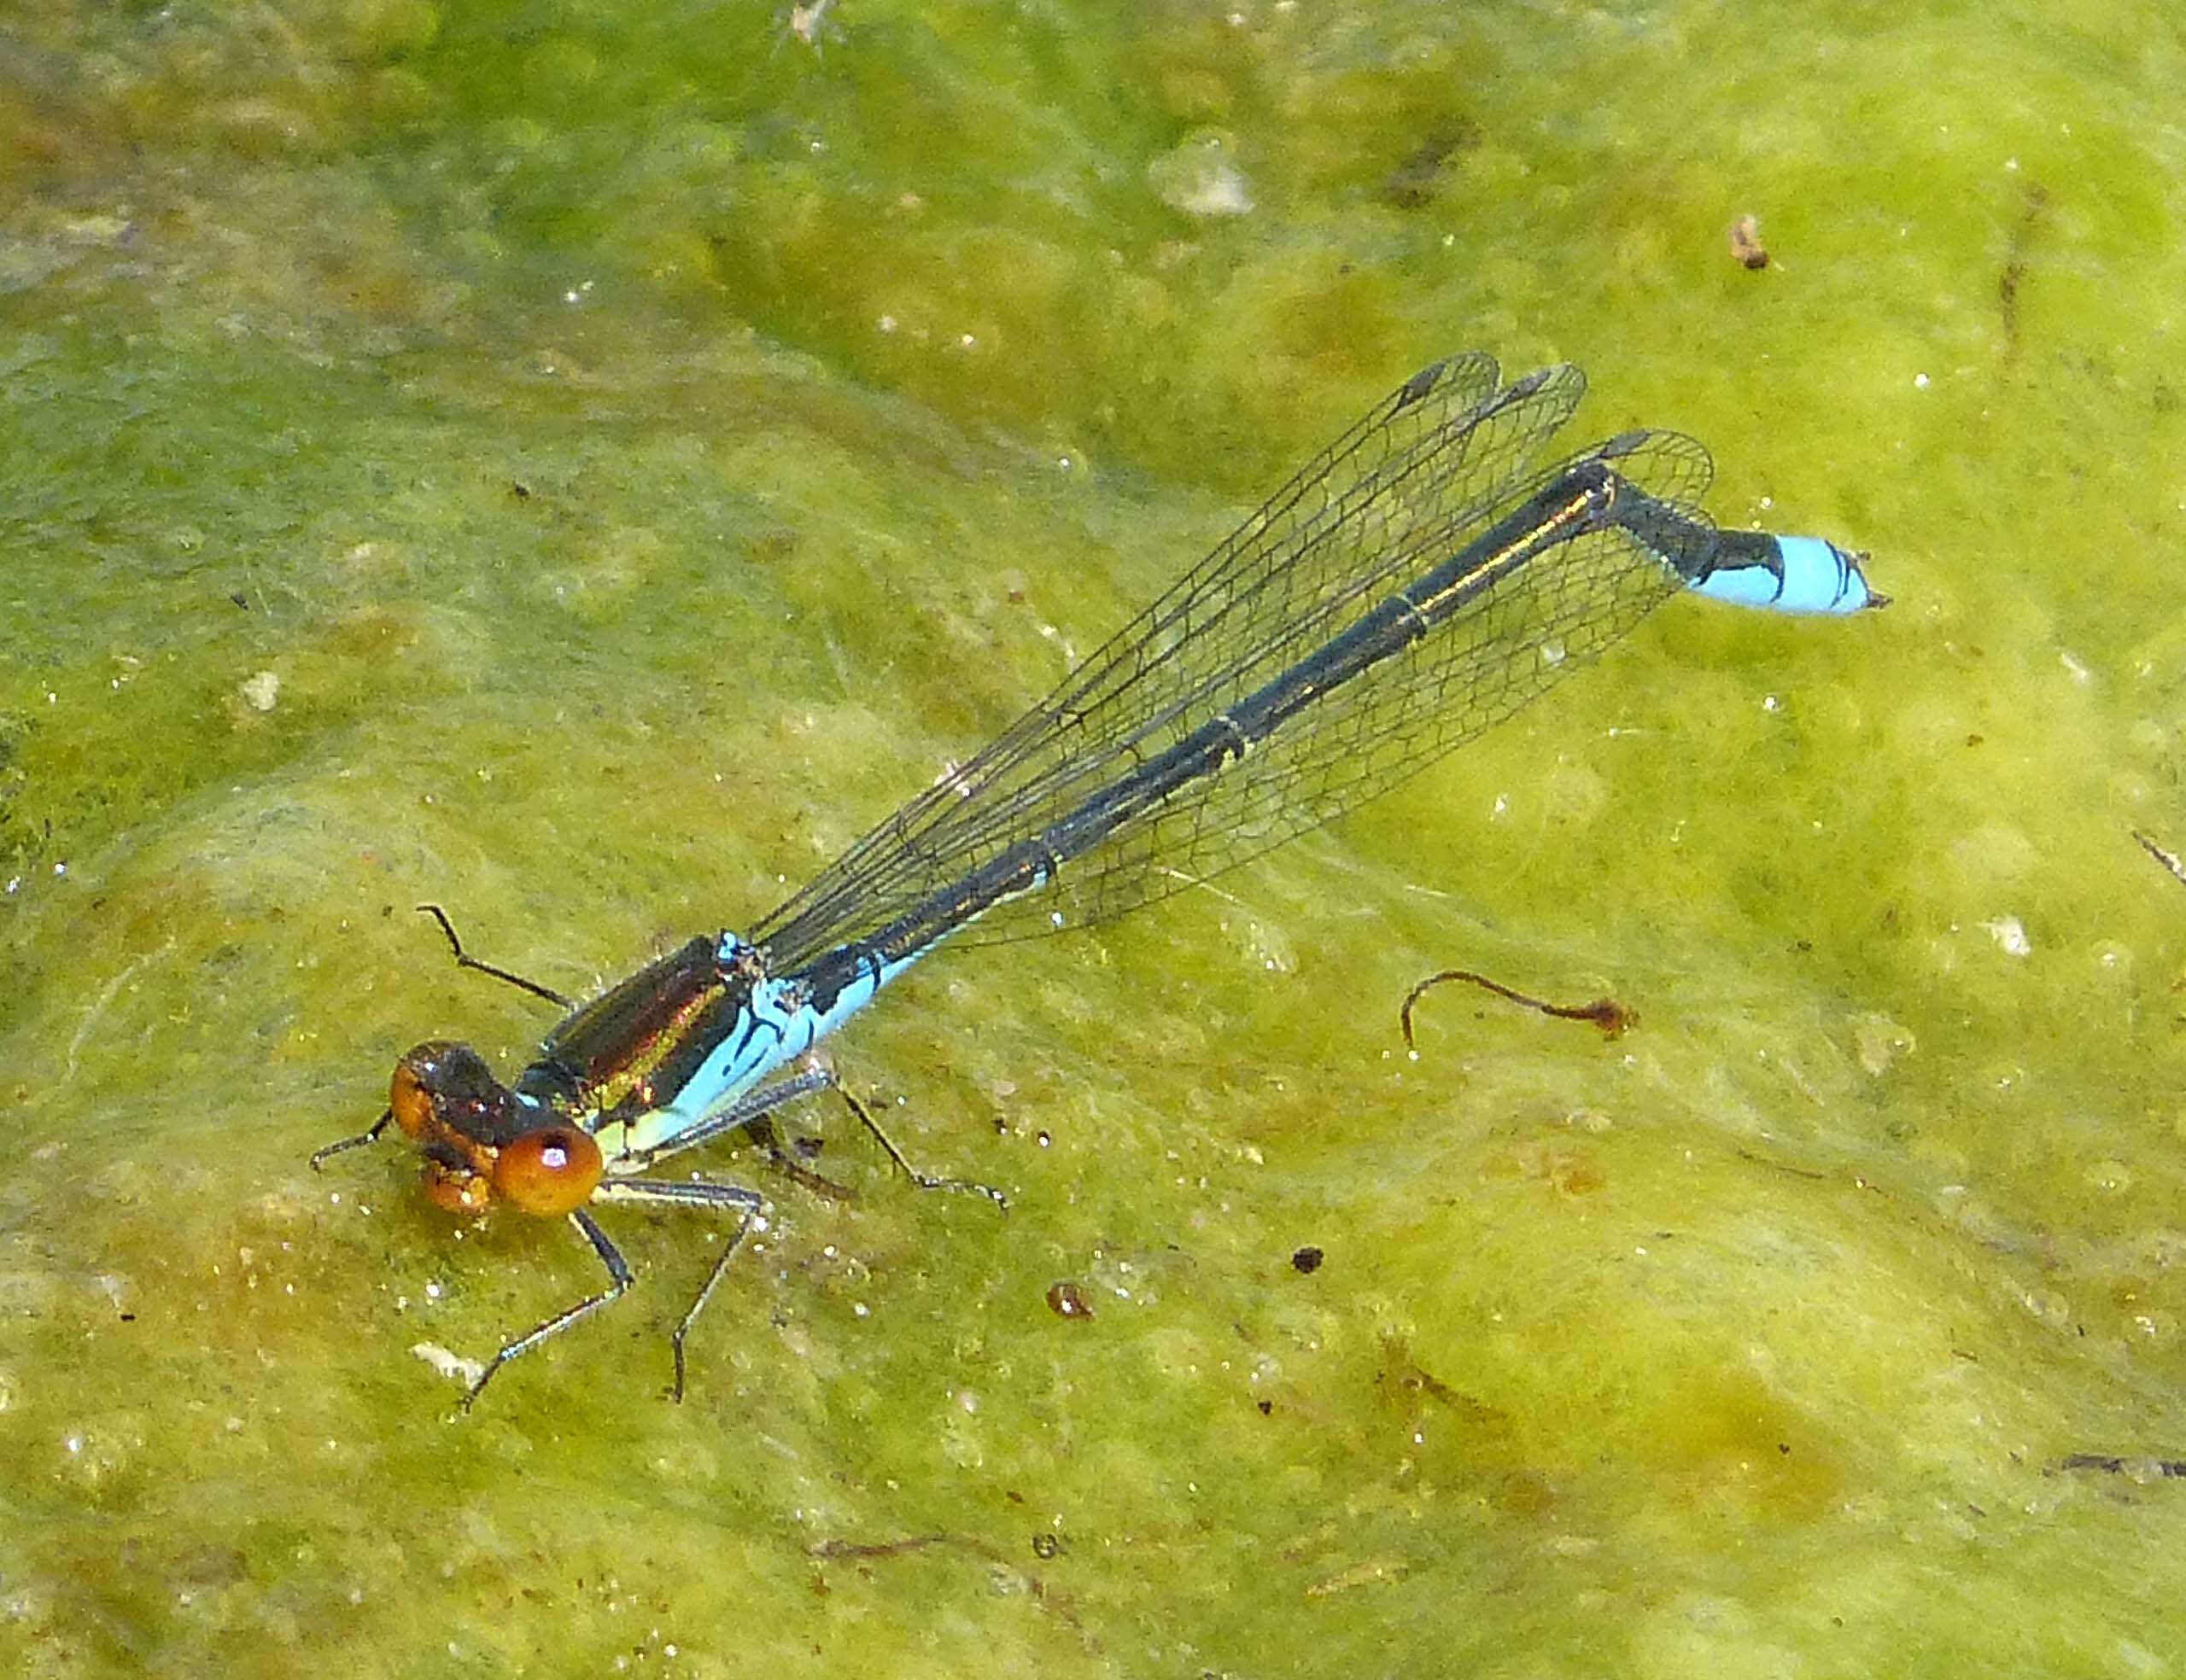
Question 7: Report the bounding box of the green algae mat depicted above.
[4,2,2185,1673]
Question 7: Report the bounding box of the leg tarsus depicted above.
[837,1085,1008,1212]
[459,1208,633,1412]
[669,1207,756,1403]
[310,1109,392,1171]
[589,1177,764,1403]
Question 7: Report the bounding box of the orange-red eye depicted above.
[389,1056,436,1140]
[492,1126,604,1217]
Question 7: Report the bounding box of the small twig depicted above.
[1400,967,1635,1050]
[809,1531,964,1562]
[2059,1452,2186,1479]
[2133,829,2186,892]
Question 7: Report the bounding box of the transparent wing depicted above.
[750,360,1712,970]
[950,430,1717,945]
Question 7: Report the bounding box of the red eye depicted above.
[389,1057,436,1140]
[492,1126,604,1217]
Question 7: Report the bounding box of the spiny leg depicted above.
[614,1064,1003,1208]
[418,903,574,1010]
[598,1063,853,1198]
[742,1115,856,1204]
[310,1108,392,1170]
[2135,830,2186,891]
[463,1206,632,1411]
[593,1177,765,1402]
[835,1083,1008,1211]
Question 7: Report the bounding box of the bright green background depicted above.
[5,1,2186,1673]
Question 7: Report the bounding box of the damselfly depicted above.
[313,353,1883,1407]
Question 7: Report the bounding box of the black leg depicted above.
[593,1177,766,1403]
[461,1207,633,1411]
[310,1108,392,1170]
[835,1084,1008,1211]
[744,1116,856,1204]
[418,903,574,1011]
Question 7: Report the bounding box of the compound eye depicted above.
[492,1126,604,1217]
[389,1055,438,1140]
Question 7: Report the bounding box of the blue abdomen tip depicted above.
[1695,535,1879,615]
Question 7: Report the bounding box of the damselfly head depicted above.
[389,1041,512,1214]
[386,1041,602,1219]
[389,1041,518,1146]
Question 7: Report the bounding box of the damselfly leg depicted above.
[836,1083,1009,1209]
[612,1061,1008,1210]
[308,913,570,1168]
[417,903,574,1009]
[309,1111,391,1168]
[465,1180,762,1409]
